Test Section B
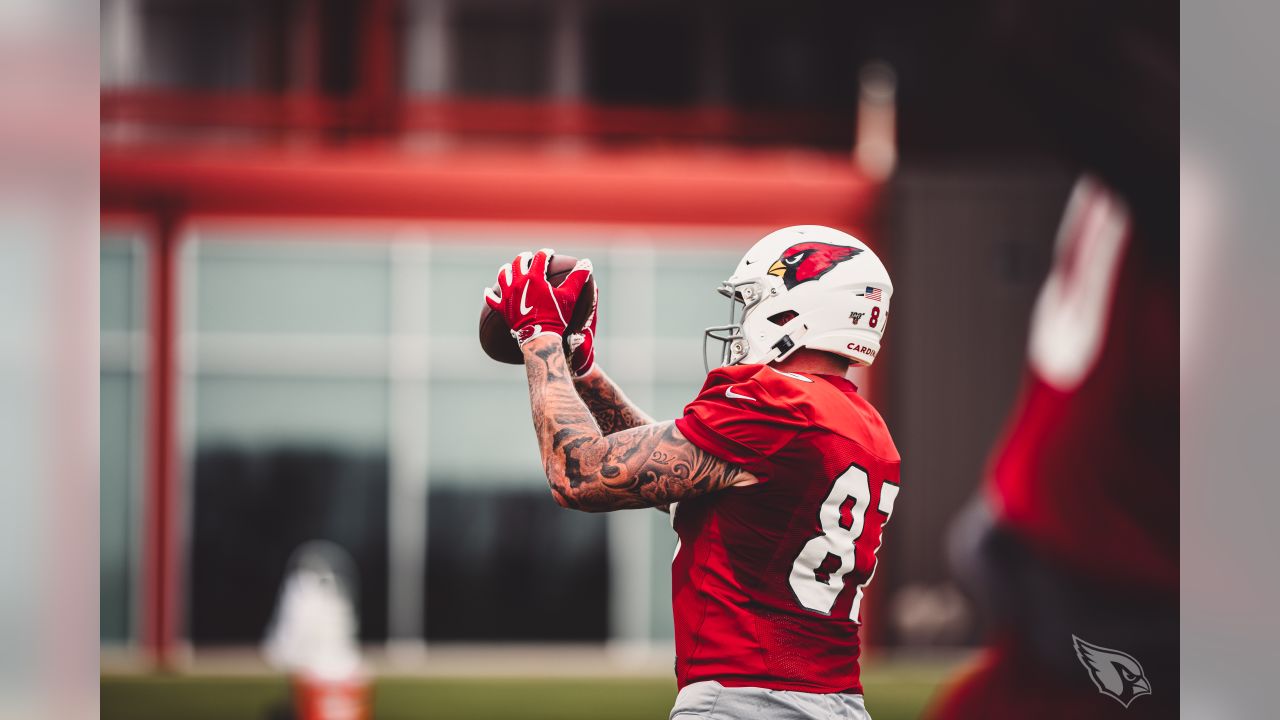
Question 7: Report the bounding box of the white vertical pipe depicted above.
[101,0,143,88]
[404,0,452,95]
[550,0,584,100]
[386,238,432,654]
[854,61,898,181]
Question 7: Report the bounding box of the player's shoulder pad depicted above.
[708,365,899,462]
[699,364,814,416]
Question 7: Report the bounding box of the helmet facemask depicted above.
[702,278,807,373]
[703,279,766,373]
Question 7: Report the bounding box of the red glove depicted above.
[484,249,593,346]
[565,281,598,377]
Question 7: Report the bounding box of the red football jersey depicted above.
[671,363,901,694]
[988,177,1177,590]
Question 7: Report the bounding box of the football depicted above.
[478,254,597,364]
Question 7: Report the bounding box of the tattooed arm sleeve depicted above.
[523,336,756,512]
[572,366,656,434]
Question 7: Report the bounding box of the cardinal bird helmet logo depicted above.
[1072,635,1152,707]
[767,241,862,290]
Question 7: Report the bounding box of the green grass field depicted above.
[103,660,955,720]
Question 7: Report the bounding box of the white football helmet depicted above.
[704,225,893,371]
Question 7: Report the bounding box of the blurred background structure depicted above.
[101,1,1078,717]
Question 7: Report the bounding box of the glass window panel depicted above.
[186,234,395,647]
[429,245,529,339]
[425,488,607,641]
[101,235,144,645]
[101,371,138,643]
[190,445,389,643]
[428,377,544,487]
[651,248,744,383]
[193,240,390,336]
[653,250,739,341]
[195,376,388,452]
[101,241,140,333]
[652,335,710,383]
[654,381,707,424]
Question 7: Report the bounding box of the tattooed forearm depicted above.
[572,367,655,435]
[523,337,754,512]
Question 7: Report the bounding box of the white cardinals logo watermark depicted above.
[1072,635,1152,707]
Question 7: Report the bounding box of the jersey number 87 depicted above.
[788,464,898,621]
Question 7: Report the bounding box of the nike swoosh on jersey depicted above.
[725,386,757,402]
[519,284,534,315]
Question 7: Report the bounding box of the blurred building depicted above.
[102,0,1073,668]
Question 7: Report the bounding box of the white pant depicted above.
[670,681,871,720]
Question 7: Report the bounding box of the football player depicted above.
[484,225,900,720]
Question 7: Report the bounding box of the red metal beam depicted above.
[101,91,851,145]
[141,211,181,669]
[102,144,880,233]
